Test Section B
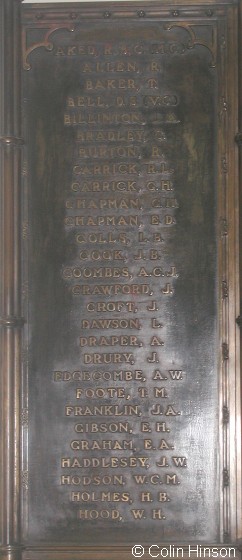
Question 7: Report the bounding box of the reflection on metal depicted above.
[0,1,241,559]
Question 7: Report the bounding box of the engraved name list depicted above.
[59,36,185,528]
[24,21,218,543]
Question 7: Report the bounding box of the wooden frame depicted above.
[0,1,242,558]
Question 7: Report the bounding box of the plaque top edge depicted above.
[21,0,238,10]
[21,0,237,24]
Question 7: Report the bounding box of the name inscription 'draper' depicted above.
[24,23,218,543]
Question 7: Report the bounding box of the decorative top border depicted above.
[21,1,231,22]
[21,2,222,70]
[22,19,218,69]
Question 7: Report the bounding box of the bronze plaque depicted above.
[0,1,241,558]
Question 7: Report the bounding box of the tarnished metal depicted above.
[0,1,241,559]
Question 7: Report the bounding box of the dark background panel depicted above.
[23,21,219,544]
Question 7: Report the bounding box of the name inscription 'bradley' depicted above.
[76,130,145,143]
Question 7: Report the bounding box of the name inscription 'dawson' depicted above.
[25,22,218,543]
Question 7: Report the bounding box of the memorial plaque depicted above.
[0,1,241,559]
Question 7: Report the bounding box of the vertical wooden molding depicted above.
[237,6,242,305]
[235,9,242,304]
[237,0,242,544]
[0,1,24,560]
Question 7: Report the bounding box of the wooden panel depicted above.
[0,2,241,559]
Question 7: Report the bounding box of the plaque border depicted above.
[0,1,241,559]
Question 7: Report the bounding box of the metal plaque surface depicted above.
[17,1,240,553]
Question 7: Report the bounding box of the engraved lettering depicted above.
[65,405,141,416]
[78,509,121,520]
